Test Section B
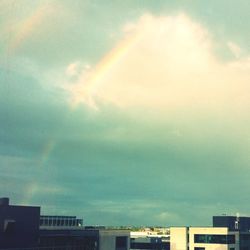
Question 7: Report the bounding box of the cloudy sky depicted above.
[1,0,250,226]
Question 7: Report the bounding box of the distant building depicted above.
[130,230,170,250]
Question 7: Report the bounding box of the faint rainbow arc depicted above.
[9,3,53,53]
[21,139,56,205]
[73,30,143,107]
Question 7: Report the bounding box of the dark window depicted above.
[194,248,205,250]
[194,234,235,244]
[69,218,72,226]
[240,234,250,241]
[48,218,52,226]
[65,219,68,226]
[195,234,206,243]
[116,236,127,249]
[52,218,57,226]
[228,235,236,244]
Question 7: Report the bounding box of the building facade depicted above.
[213,216,250,232]
[0,197,40,249]
[130,230,169,250]
[170,227,240,250]
[0,197,129,250]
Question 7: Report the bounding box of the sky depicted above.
[1,0,250,226]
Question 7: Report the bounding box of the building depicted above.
[213,215,250,250]
[213,216,250,232]
[130,236,170,250]
[39,227,129,250]
[130,230,170,250]
[0,197,40,249]
[170,227,240,250]
[0,197,130,250]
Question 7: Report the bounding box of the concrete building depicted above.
[170,227,239,250]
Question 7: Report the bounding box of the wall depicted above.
[99,230,130,250]
[0,204,40,248]
[170,227,188,250]
[189,227,239,250]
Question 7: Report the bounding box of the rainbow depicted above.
[71,30,143,108]
[21,139,56,205]
[8,3,54,53]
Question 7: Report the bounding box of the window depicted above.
[227,235,235,244]
[195,234,206,243]
[194,248,205,250]
[52,218,57,226]
[116,236,127,249]
[194,234,235,244]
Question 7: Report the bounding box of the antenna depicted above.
[235,212,240,230]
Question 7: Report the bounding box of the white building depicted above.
[170,227,240,250]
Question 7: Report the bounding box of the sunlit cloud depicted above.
[65,13,250,116]
[227,41,242,58]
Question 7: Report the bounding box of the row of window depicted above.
[194,234,235,244]
[194,248,235,250]
[40,218,83,227]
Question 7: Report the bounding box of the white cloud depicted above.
[227,41,242,58]
[65,13,250,115]
[65,62,91,78]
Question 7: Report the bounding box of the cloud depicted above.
[0,1,69,57]
[7,4,53,52]
[227,41,242,58]
[65,62,82,77]
[1,9,250,225]
[64,13,250,116]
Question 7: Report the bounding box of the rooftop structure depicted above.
[213,215,250,232]
[40,215,83,228]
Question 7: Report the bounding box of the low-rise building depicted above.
[0,197,130,250]
[170,227,240,250]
